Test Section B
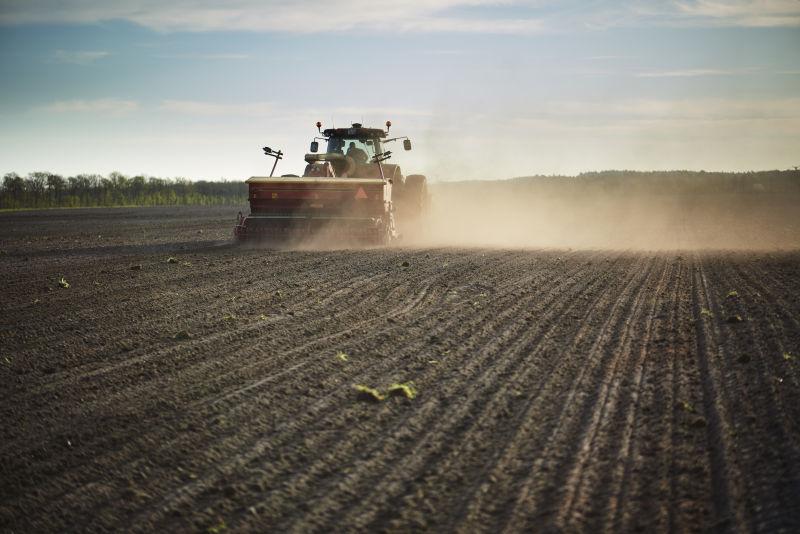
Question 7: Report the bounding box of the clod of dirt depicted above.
[726,314,743,323]
[387,383,417,400]
[173,330,192,341]
[737,354,752,364]
[353,384,385,402]
[690,416,708,428]
[130,264,142,271]
[401,261,410,267]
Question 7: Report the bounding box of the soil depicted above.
[1,206,798,532]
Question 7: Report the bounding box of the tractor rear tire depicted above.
[404,175,428,217]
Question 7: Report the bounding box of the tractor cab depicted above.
[304,122,408,179]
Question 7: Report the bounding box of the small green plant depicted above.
[58,277,70,289]
[258,314,268,320]
[207,520,227,533]
[678,401,695,413]
[784,352,795,361]
[353,384,385,402]
[700,308,713,318]
[223,313,237,321]
[166,257,179,264]
[335,351,349,362]
[726,290,739,298]
[388,382,418,399]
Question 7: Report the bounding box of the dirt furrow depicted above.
[3,208,800,533]
[283,255,619,532]
[141,254,585,530]
[559,258,674,531]
[703,256,800,531]
[691,258,745,530]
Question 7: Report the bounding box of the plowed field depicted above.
[1,207,799,532]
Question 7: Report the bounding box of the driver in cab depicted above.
[346,142,368,165]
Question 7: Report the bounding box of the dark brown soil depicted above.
[1,207,798,532]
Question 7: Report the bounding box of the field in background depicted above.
[425,170,800,249]
[3,169,797,217]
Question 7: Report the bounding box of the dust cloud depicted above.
[407,173,800,250]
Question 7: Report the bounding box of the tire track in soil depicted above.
[703,255,800,531]
[555,258,673,532]
[281,255,638,532]
[727,255,800,390]
[0,255,397,457]
[267,253,620,533]
[3,252,496,524]
[137,252,593,530]
[0,249,335,399]
[51,251,544,532]
[604,260,684,533]
[13,254,381,392]
[610,257,706,533]
[691,256,744,531]
[485,255,659,533]
[334,256,633,532]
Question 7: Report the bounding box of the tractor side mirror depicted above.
[310,141,319,153]
[403,139,412,151]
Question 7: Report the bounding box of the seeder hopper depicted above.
[234,121,427,245]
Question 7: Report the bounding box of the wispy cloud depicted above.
[159,100,273,116]
[0,1,545,34]
[675,0,800,27]
[2,1,799,32]
[584,55,637,61]
[636,68,747,78]
[154,53,250,60]
[514,97,800,122]
[38,98,138,115]
[52,50,109,64]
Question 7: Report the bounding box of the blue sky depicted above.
[1,1,798,181]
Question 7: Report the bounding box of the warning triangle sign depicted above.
[354,187,368,200]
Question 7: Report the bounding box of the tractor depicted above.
[234,121,427,245]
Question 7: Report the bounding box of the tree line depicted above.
[507,169,800,195]
[0,172,247,209]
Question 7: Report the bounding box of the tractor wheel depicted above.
[397,174,427,240]
[404,175,428,217]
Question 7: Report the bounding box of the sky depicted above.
[0,0,798,181]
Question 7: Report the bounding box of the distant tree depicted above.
[46,173,66,205]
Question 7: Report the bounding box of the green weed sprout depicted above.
[388,382,418,400]
[353,384,384,402]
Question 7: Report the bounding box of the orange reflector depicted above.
[354,187,368,199]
